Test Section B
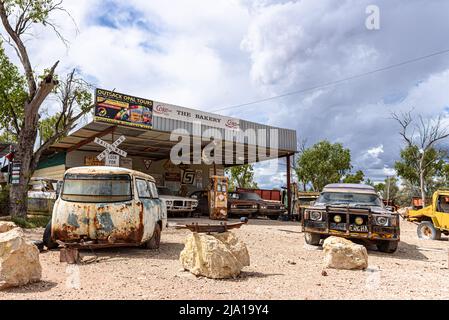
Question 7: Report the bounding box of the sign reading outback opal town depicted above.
[94,88,153,129]
[153,101,240,130]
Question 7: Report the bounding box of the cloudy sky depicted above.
[3,0,449,188]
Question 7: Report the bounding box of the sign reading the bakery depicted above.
[153,102,240,131]
[94,88,153,130]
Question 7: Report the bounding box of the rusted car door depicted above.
[135,178,162,241]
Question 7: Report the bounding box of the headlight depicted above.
[166,200,173,206]
[310,211,323,221]
[334,215,342,223]
[375,216,389,226]
[253,205,257,209]
[390,215,399,227]
[193,201,198,207]
[355,217,364,226]
[261,205,267,210]
[231,204,237,209]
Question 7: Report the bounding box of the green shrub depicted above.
[0,185,10,216]
[12,215,51,229]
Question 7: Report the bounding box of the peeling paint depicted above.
[97,212,114,233]
[51,167,168,247]
[67,213,80,228]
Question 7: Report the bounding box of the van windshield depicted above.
[61,174,132,203]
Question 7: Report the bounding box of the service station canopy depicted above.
[49,89,298,166]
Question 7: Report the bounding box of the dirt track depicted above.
[1,217,449,300]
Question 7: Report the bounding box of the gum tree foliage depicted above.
[343,170,365,184]
[295,140,352,191]
[392,111,449,207]
[0,0,93,218]
[226,164,259,191]
[374,176,400,201]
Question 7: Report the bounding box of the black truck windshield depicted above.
[239,192,262,201]
[316,192,383,207]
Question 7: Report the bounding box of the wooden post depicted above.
[287,154,292,218]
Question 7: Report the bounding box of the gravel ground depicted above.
[1,217,449,300]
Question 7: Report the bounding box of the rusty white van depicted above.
[43,166,167,250]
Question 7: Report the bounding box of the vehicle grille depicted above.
[328,212,369,232]
[174,201,184,207]
[236,205,254,209]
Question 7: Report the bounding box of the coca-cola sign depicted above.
[225,119,239,129]
[154,104,173,117]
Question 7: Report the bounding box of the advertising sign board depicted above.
[94,88,153,130]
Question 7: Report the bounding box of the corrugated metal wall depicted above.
[33,164,66,180]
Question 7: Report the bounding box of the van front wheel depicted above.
[145,223,161,249]
[43,222,58,250]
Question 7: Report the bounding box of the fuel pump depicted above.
[208,175,228,220]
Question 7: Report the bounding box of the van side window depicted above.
[149,182,159,198]
[136,179,152,199]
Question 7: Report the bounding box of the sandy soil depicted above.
[1,217,449,300]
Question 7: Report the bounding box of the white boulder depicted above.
[180,232,250,279]
[0,221,17,233]
[0,223,42,290]
[323,236,368,270]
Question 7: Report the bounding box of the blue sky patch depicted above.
[89,0,161,35]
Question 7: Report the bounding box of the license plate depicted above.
[330,223,346,231]
[349,224,368,232]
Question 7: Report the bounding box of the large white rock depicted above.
[0,221,17,233]
[322,236,368,270]
[180,232,250,279]
[0,223,42,290]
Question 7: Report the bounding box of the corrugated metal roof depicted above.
[49,107,297,164]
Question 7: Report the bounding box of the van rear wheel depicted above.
[145,223,161,249]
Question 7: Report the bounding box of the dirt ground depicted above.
[1,217,449,300]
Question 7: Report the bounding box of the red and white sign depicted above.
[153,102,240,131]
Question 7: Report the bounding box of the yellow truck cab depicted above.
[406,190,449,240]
[43,166,167,250]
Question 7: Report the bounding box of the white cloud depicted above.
[2,0,449,188]
[367,145,384,158]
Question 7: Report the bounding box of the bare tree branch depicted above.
[391,110,414,147]
[392,109,449,206]
[0,1,36,97]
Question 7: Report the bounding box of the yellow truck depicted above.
[406,190,449,240]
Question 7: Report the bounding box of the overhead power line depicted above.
[211,48,449,112]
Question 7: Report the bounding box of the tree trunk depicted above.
[419,157,426,207]
[9,125,38,218]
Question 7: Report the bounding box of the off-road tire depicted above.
[43,222,58,250]
[376,240,399,253]
[417,221,441,240]
[304,232,321,246]
[145,223,161,249]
